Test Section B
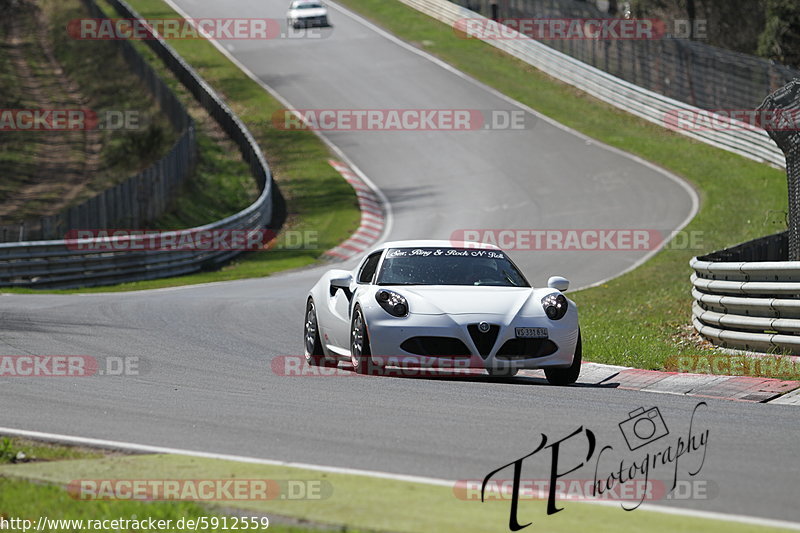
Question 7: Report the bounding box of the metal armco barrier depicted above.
[0,0,272,289]
[398,0,787,168]
[690,232,800,354]
[691,81,800,354]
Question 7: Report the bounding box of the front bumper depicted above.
[364,310,579,370]
[292,16,329,27]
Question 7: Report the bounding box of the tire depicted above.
[545,331,582,386]
[350,305,374,375]
[304,299,333,367]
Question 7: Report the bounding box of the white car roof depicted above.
[379,239,501,251]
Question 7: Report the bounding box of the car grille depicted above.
[495,338,558,360]
[400,337,472,357]
[467,324,500,358]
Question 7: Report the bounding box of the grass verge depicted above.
[333,0,790,374]
[0,453,792,533]
[0,440,339,533]
[0,479,326,533]
[0,437,104,464]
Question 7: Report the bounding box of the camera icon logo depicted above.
[619,406,670,451]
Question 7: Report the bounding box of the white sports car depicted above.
[286,0,329,28]
[303,240,581,385]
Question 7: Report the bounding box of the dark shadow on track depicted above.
[337,363,618,388]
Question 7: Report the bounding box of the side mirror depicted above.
[330,271,354,290]
[547,276,570,292]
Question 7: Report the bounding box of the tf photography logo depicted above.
[479,402,710,530]
[618,406,669,451]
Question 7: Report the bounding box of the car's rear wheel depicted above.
[350,305,374,375]
[545,331,582,386]
[304,299,333,367]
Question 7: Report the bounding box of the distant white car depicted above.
[303,240,582,385]
[287,1,329,28]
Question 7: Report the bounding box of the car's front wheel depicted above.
[304,299,334,367]
[350,305,373,375]
[544,331,582,386]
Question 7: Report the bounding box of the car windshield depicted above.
[376,247,529,287]
[294,2,323,9]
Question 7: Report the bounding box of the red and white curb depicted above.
[325,159,386,261]
[519,362,800,404]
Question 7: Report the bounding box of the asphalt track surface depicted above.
[1,0,798,526]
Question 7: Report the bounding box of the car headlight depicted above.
[541,293,568,320]
[376,289,409,317]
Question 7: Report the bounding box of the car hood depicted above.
[289,8,327,17]
[394,286,539,316]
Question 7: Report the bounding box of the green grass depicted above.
[333,0,790,374]
[0,438,104,464]
[0,453,792,533]
[0,0,177,221]
[0,478,328,533]
[0,12,35,196]
[41,0,178,184]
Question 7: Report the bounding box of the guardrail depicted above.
[690,232,800,354]
[398,0,786,168]
[0,0,273,289]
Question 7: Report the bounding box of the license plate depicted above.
[515,327,548,339]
